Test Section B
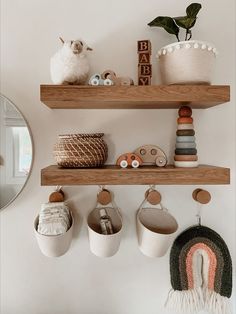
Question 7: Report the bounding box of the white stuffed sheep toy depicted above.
[50,37,93,85]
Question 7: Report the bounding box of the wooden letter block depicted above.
[137,40,151,53]
[138,76,151,85]
[138,64,152,77]
[138,53,150,64]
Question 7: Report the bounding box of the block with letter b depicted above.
[138,64,152,77]
[137,40,151,53]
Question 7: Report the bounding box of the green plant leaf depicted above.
[174,16,196,29]
[148,16,179,36]
[186,3,202,18]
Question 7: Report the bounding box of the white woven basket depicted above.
[157,40,217,85]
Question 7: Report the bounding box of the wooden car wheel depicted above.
[120,160,128,168]
[155,156,167,167]
[131,160,140,168]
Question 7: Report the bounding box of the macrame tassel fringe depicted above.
[205,289,232,314]
[165,288,204,313]
[165,288,232,314]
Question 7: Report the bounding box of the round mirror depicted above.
[0,95,33,209]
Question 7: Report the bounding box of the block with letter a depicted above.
[138,53,150,64]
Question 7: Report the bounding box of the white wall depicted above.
[0,0,235,313]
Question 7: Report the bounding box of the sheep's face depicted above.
[70,40,93,55]
[59,38,93,55]
[71,40,83,54]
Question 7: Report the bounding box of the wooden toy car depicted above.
[89,70,133,86]
[116,153,143,168]
[116,145,167,168]
[134,145,167,167]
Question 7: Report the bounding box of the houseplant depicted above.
[148,3,218,85]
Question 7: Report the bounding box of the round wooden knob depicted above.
[145,190,162,205]
[192,189,211,204]
[49,191,64,203]
[97,189,112,205]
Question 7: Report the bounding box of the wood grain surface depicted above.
[41,165,230,186]
[40,85,230,109]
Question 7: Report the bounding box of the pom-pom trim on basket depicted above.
[157,40,218,58]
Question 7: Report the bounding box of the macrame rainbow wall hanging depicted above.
[165,225,232,314]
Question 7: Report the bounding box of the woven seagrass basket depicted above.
[53,133,108,168]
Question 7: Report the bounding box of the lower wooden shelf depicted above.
[41,165,230,186]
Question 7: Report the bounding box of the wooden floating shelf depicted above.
[41,165,230,186]
[40,85,230,109]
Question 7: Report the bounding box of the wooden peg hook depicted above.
[192,189,211,204]
[97,189,112,206]
[145,189,162,205]
[49,189,65,203]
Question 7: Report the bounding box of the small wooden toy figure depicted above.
[137,40,152,85]
[88,70,133,86]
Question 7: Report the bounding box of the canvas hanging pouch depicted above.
[136,188,178,257]
[87,188,123,258]
[34,189,74,257]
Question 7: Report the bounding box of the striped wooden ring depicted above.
[176,129,195,136]
[176,136,196,143]
[174,155,198,161]
[175,148,197,155]
[177,117,193,124]
[177,124,194,130]
[175,142,196,149]
[174,161,199,168]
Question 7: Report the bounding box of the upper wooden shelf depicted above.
[40,85,230,109]
[41,165,230,186]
